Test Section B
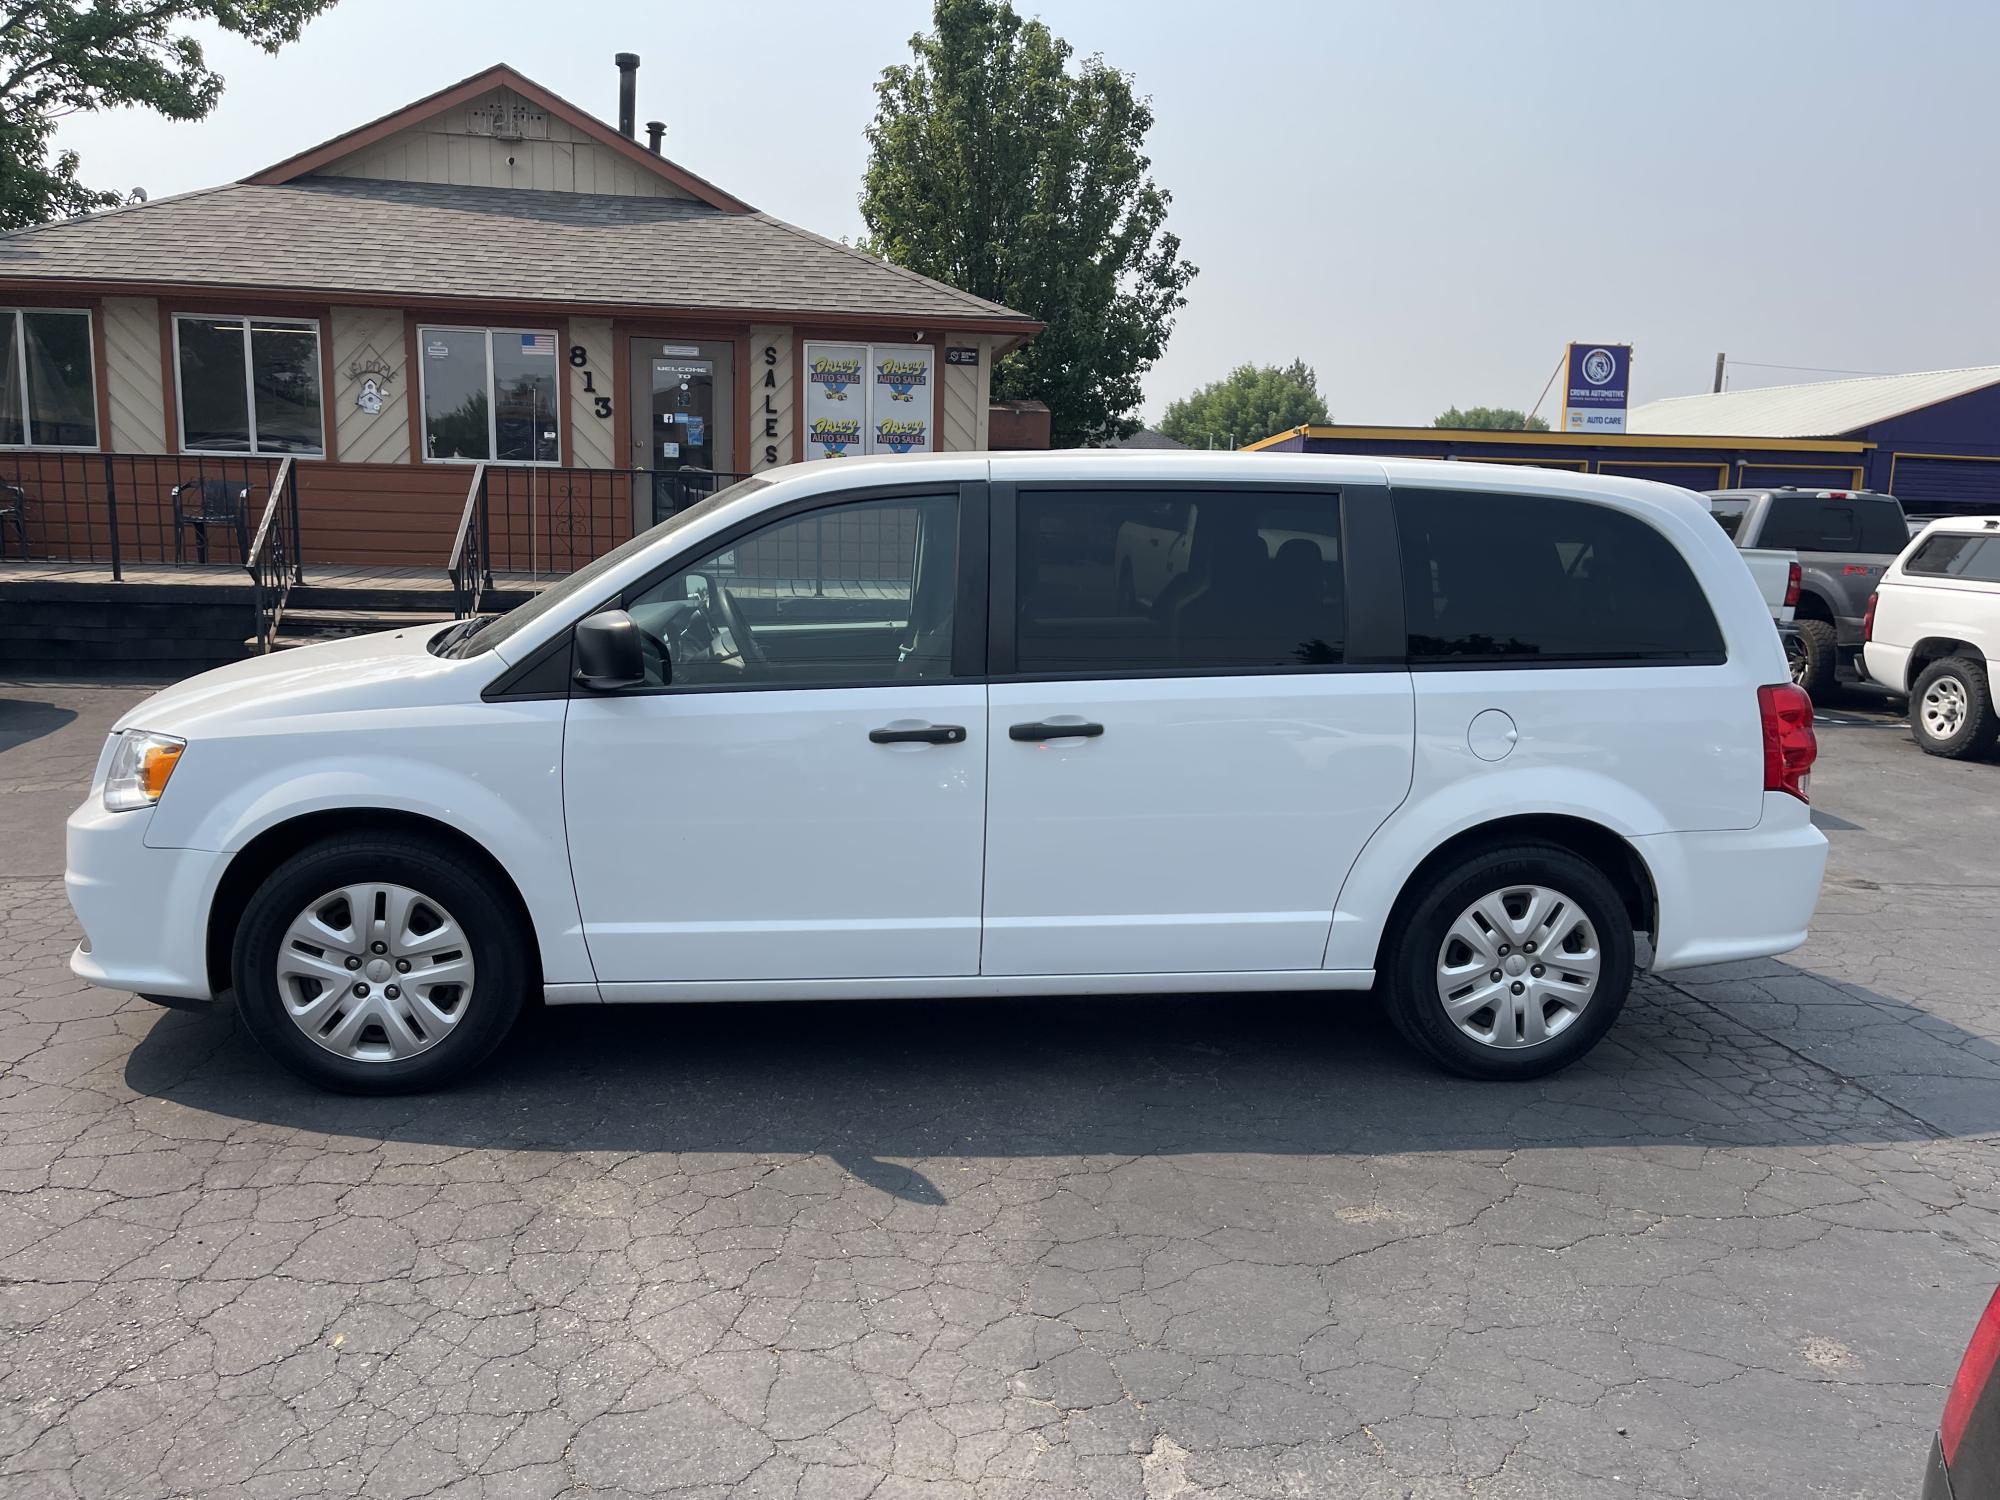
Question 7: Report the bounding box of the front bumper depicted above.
[1635,793,1828,971]
[66,797,229,1002]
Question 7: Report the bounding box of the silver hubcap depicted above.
[276,883,475,1062]
[1435,884,1601,1049]
[1921,675,1968,740]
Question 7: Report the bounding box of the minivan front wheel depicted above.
[1384,844,1634,1080]
[233,834,528,1093]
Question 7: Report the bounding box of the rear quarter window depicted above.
[1395,488,1726,664]
[1904,532,2000,582]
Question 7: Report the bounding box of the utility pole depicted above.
[1712,353,1727,393]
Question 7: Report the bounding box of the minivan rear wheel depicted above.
[1383,843,1634,1080]
[233,833,528,1093]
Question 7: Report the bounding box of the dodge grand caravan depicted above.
[66,454,1828,1092]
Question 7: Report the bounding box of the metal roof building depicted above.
[1251,363,2000,513]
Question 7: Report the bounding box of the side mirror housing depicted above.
[574,610,647,691]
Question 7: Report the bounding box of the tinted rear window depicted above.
[1905,532,2000,582]
[1758,494,1907,554]
[1707,499,1749,539]
[1396,488,1725,664]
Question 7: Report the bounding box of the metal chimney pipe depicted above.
[614,53,639,139]
[645,121,664,155]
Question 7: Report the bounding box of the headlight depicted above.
[104,731,186,812]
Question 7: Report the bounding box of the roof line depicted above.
[1641,362,2000,406]
[744,212,1036,328]
[241,62,754,213]
[0,182,240,243]
[1248,423,1870,454]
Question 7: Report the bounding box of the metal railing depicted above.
[448,465,750,617]
[447,463,491,620]
[244,458,302,652]
[0,453,282,575]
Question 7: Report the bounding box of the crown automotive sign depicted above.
[1561,343,1631,434]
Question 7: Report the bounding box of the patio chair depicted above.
[171,478,249,564]
[0,483,25,560]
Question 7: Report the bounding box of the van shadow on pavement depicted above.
[123,961,2000,1204]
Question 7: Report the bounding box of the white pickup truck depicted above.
[1703,499,1801,670]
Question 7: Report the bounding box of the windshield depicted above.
[437,477,769,658]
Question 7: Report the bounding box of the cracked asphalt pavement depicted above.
[2,679,1998,1498]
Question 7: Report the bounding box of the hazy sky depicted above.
[48,0,2000,428]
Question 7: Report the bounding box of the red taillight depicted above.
[1784,561,1801,608]
[1943,1287,2000,1467]
[1863,591,1878,642]
[1758,683,1817,802]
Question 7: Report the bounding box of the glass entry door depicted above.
[628,338,734,527]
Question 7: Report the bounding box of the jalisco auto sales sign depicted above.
[1561,343,1632,434]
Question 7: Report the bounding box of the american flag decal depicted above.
[521,333,555,355]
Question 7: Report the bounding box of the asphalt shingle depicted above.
[0,177,1033,326]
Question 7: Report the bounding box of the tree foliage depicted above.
[0,1,337,230]
[1435,405,1550,431]
[1157,360,1328,449]
[860,0,1196,447]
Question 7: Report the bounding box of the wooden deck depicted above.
[0,560,562,600]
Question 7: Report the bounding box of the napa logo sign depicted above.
[810,354,862,401]
[1561,342,1631,433]
[875,418,929,454]
[876,356,929,402]
[811,416,862,457]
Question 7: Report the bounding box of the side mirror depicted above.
[574,610,647,691]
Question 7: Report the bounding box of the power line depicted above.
[1725,359,1892,378]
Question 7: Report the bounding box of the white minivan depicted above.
[66,454,1828,1091]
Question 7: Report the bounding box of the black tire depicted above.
[1382,842,1635,1081]
[1909,655,1999,759]
[232,834,529,1093]
[1791,617,1838,696]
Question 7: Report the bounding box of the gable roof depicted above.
[244,63,753,213]
[1629,364,2000,438]
[0,177,1037,329]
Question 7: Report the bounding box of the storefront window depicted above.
[0,309,98,449]
[174,315,323,455]
[420,326,559,464]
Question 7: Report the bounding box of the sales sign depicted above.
[1561,343,1631,434]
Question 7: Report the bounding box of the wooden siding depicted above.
[101,297,165,453]
[749,324,794,471]
[315,86,697,198]
[941,333,988,452]
[567,316,615,468]
[330,307,411,465]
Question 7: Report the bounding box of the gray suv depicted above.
[1704,488,1909,693]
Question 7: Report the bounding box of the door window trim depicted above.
[517,479,990,699]
[986,479,1404,682]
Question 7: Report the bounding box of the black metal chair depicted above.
[171,478,249,564]
[0,483,26,559]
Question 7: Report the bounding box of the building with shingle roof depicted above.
[0,60,1041,571]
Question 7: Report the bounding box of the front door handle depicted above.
[1008,720,1105,742]
[869,723,966,745]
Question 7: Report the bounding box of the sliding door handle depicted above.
[869,723,966,745]
[1008,720,1104,742]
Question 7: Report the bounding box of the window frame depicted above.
[503,479,989,700]
[171,313,325,459]
[1903,531,2000,585]
[986,480,1404,681]
[416,324,563,467]
[0,306,100,452]
[1393,484,1729,671]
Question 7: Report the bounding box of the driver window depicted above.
[625,493,959,688]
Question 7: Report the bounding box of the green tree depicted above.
[1158,359,1328,448]
[860,0,1196,447]
[1435,405,1550,431]
[0,1,337,230]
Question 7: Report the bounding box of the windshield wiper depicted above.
[428,616,491,658]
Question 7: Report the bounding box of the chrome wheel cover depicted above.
[1920,675,1968,741]
[1435,884,1601,1049]
[276,883,475,1062]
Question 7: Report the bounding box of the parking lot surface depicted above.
[2,679,1997,1500]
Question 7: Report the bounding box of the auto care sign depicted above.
[1561,343,1632,434]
